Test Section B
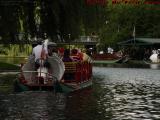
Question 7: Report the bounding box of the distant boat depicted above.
[144,53,160,64]
[93,59,122,64]
[92,53,128,64]
[143,59,160,69]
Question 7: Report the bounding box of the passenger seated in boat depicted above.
[62,49,74,80]
[82,49,92,62]
[62,49,73,62]
[58,47,65,59]
[115,50,123,57]
[71,49,82,61]
[47,42,58,57]
[78,49,84,60]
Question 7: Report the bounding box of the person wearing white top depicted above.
[32,39,49,83]
[32,41,47,61]
[32,39,48,69]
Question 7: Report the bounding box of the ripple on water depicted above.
[1,67,160,120]
[0,91,66,120]
[93,67,160,119]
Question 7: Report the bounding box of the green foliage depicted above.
[0,0,160,50]
[0,44,32,57]
[98,0,160,49]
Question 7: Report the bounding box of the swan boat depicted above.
[15,55,92,93]
[144,53,160,64]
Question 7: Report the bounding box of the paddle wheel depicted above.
[15,55,93,93]
[15,56,65,92]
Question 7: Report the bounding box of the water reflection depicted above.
[0,67,160,119]
[93,62,150,69]
[93,67,160,119]
[94,62,160,70]
[150,64,160,70]
[0,91,66,120]
[65,88,97,120]
[96,83,160,119]
[0,57,27,64]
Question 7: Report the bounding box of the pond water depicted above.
[0,65,160,119]
[0,57,27,64]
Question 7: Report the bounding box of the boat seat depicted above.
[63,62,79,82]
[64,62,77,73]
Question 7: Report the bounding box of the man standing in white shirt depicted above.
[32,38,48,69]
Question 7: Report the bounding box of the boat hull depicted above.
[60,80,92,93]
[14,80,55,92]
[93,59,122,64]
[14,79,92,93]
[92,53,128,64]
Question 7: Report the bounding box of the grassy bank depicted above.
[0,62,20,71]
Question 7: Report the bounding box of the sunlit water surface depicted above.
[0,66,160,120]
[93,66,160,120]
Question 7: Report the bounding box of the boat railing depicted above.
[63,61,92,84]
[19,71,58,85]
